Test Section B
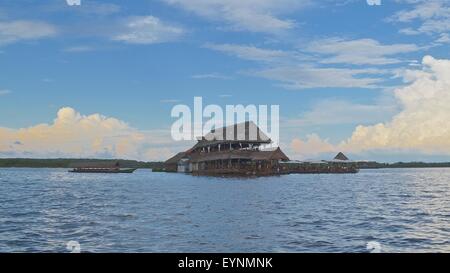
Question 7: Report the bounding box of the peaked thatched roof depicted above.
[253,148,289,161]
[334,152,349,161]
[165,152,188,165]
[202,121,271,143]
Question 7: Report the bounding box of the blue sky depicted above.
[0,0,449,161]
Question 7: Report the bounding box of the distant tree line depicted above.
[0,158,164,169]
[356,161,450,169]
[0,158,449,169]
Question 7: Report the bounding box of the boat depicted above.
[69,168,137,173]
[68,161,137,173]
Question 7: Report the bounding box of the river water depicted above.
[0,168,449,252]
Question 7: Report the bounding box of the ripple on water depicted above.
[0,168,449,252]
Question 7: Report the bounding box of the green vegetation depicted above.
[356,161,450,169]
[0,158,164,169]
[1,159,449,169]
[386,162,450,168]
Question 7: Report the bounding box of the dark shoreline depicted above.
[1,158,450,169]
[0,158,163,169]
[356,161,450,169]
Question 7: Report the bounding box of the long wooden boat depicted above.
[69,168,137,173]
[68,161,137,174]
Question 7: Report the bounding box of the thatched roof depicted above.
[165,152,188,165]
[164,122,289,165]
[253,148,289,161]
[334,152,349,161]
[201,121,271,144]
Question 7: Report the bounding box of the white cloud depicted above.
[40,1,120,16]
[113,16,184,44]
[305,38,420,65]
[290,56,450,157]
[436,33,450,44]
[339,56,450,154]
[74,2,121,16]
[204,43,289,62]
[290,134,336,158]
[162,0,311,33]
[0,20,57,45]
[417,18,450,35]
[63,46,94,53]
[390,0,450,36]
[250,66,386,89]
[0,89,11,95]
[0,107,186,161]
[191,73,232,80]
[42,78,54,83]
[390,1,445,23]
[205,43,389,89]
[284,99,398,127]
[399,28,421,35]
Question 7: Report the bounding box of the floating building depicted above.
[278,153,358,174]
[163,122,358,176]
[165,122,289,176]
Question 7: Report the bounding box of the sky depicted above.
[0,0,449,162]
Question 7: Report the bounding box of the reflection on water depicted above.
[0,168,449,252]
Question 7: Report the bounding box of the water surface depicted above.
[0,168,449,252]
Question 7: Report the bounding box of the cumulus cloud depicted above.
[291,134,336,158]
[113,16,184,44]
[290,56,450,158]
[340,56,450,154]
[0,20,57,45]
[0,107,186,161]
